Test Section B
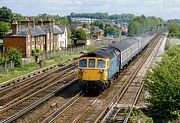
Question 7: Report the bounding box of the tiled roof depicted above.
[40,25,50,33]
[41,25,63,35]
[91,26,104,33]
[18,26,28,36]
[52,25,63,34]
[29,26,46,36]
[58,25,66,33]
[4,24,63,37]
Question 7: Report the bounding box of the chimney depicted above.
[21,17,30,27]
[32,18,35,28]
[12,20,18,35]
[38,18,43,26]
[43,18,52,25]
[51,19,55,25]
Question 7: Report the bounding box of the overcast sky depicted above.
[1,0,180,20]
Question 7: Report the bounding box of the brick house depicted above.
[91,26,104,40]
[3,19,46,57]
[3,18,65,58]
[41,19,63,51]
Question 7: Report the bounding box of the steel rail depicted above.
[0,78,78,123]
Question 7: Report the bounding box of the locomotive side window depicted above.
[97,60,105,68]
[89,59,95,68]
[79,59,87,67]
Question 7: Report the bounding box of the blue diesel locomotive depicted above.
[78,32,156,92]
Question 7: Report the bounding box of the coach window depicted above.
[79,59,87,67]
[89,59,95,68]
[97,60,105,68]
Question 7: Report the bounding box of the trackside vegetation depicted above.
[130,109,153,123]
[145,45,180,122]
[0,48,22,67]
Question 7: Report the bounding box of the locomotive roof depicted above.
[80,46,117,59]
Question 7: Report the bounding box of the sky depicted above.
[0,0,180,20]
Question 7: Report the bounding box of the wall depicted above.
[3,36,27,57]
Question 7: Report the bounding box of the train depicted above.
[77,32,157,93]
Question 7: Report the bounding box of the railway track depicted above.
[45,32,165,123]
[0,64,77,106]
[17,81,82,123]
[0,61,78,123]
[0,61,76,96]
[40,92,82,123]
[0,61,73,90]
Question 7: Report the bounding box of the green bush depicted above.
[6,47,22,67]
[130,109,153,123]
[32,48,40,62]
[145,45,180,122]
[168,23,180,38]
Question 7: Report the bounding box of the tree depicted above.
[54,16,70,25]
[83,23,89,29]
[72,28,87,40]
[145,45,180,122]
[0,21,10,37]
[0,6,13,22]
[91,20,104,30]
[104,26,120,38]
[6,47,22,67]
[12,13,23,24]
[128,20,141,36]
[128,15,164,36]
[168,23,180,38]
[32,49,40,62]
[69,12,135,22]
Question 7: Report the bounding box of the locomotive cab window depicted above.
[79,59,87,67]
[89,59,95,68]
[97,60,105,68]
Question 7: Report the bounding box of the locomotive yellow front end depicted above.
[78,57,109,81]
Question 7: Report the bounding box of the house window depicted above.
[47,44,50,51]
[41,45,43,51]
[51,44,53,50]
[27,35,30,42]
[32,45,35,50]
[41,36,43,40]
[37,45,40,49]
[32,36,34,42]
[47,33,49,39]
[28,46,30,50]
